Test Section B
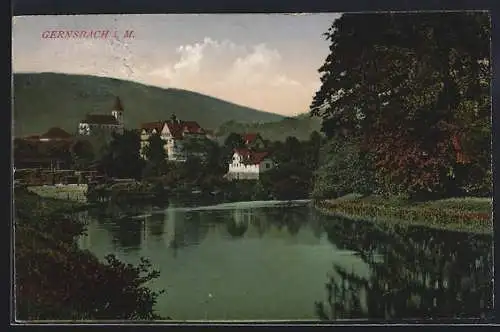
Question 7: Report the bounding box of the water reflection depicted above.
[226,209,250,238]
[78,201,493,321]
[259,207,308,236]
[109,217,143,252]
[147,212,165,237]
[315,216,494,321]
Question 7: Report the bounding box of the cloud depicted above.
[224,43,281,86]
[173,39,206,72]
[149,37,243,81]
[147,38,301,90]
[270,75,301,87]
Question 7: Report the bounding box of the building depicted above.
[78,96,124,137]
[241,133,266,150]
[15,127,75,170]
[226,148,275,180]
[140,114,207,162]
[24,127,73,142]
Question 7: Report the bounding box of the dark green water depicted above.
[77,200,493,321]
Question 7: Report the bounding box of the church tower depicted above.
[111,96,124,126]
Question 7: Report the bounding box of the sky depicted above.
[12,14,341,116]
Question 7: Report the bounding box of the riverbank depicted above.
[14,187,164,320]
[314,194,493,235]
[27,184,88,202]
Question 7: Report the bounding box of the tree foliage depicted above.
[96,130,145,179]
[143,133,167,178]
[311,12,491,197]
[312,138,377,199]
[70,139,95,170]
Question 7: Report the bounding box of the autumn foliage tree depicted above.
[311,12,491,198]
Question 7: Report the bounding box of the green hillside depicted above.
[215,113,322,142]
[13,72,285,137]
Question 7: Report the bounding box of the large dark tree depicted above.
[223,132,245,150]
[96,130,145,179]
[311,12,491,197]
[70,139,94,170]
[143,133,167,177]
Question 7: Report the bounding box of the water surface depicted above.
[78,200,493,321]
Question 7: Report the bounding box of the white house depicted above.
[226,148,275,180]
[140,115,207,162]
[78,96,124,137]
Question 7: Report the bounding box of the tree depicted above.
[203,139,225,175]
[14,187,164,320]
[96,130,145,179]
[143,133,167,178]
[305,131,322,171]
[261,162,312,200]
[70,139,94,170]
[224,132,245,150]
[283,136,302,164]
[310,12,491,197]
[312,138,377,199]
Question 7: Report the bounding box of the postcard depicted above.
[11,12,493,323]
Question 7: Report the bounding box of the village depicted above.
[13,96,278,198]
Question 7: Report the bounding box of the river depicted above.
[77,199,493,321]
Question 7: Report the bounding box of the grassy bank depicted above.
[314,194,493,235]
[27,184,88,203]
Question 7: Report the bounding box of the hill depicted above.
[215,113,322,142]
[12,72,285,137]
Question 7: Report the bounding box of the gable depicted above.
[161,123,171,136]
[242,133,265,145]
[140,121,164,133]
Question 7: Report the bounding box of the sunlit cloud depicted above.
[12,14,340,115]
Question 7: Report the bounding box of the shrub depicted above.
[14,189,164,320]
[312,138,377,199]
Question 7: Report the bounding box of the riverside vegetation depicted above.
[310,12,492,233]
[14,187,165,320]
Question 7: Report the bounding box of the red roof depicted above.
[140,119,205,138]
[141,121,165,132]
[234,148,270,165]
[242,133,260,144]
[22,127,72,141]
[165,120,205,139]
[41,127,72,139]
[83,114,120,125]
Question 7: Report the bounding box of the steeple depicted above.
[111,96,124,126]
[113,96,124,112]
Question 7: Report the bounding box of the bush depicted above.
[312,138,377,199]
[15,189,164,320]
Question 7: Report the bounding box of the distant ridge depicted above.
[13,72,285,137]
